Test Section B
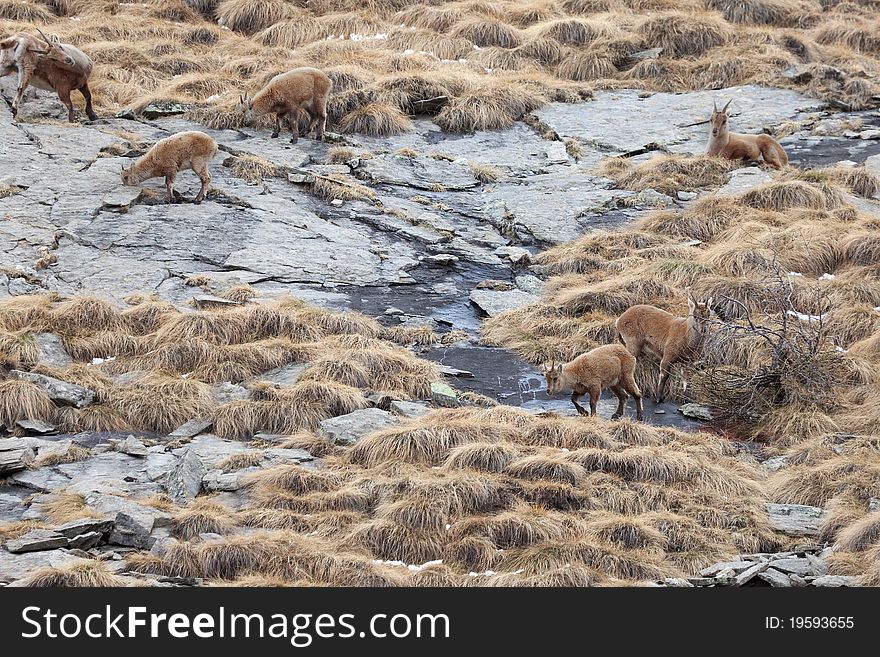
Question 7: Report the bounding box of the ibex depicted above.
[615,295,713,403]
[0,30,97,122]
[121,131,218,204]
[706,99,788,169]
[239,67,331,143]
[543,344,644,421]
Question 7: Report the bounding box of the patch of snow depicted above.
[819,273,836,281]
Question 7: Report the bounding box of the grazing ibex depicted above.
[121,131,218,204]
[0,30,97,122]
[706,99,788,169]
[543,344,644,421]
[239,67,331,143]
[616,295,714,403]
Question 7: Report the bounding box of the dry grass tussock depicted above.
[0,295,437,435]
[482,170,880,447]
[127,406,780,585]
[1,1,878,133]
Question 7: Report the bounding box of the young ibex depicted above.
[616,295,713,403]
[0,30,97,122]
[543,344,644,421]
[121,131,218,204]
[239,67,331,143]
[706,99,788,169]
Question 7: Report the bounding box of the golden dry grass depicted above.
[3,1,877,131]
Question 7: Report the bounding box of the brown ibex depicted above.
[121,131,218,204]
[543,344,644,421]
[615,295,714,403]
[0,30,97,122]
[239,67,331,143]
[706,99,788,169]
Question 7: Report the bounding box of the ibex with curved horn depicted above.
[0,30,97,122]
[542,345,643,421]
[706,98,788,169]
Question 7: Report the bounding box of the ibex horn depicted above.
[722,99,732,113]
[36,28,51,45]
[713,99,717,112]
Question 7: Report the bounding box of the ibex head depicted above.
[709,99,732,138]
[542,360,565,395]
[29,30,76,69]
[686,291,715,332]
[120,162,134,186]
[238,93,254,121]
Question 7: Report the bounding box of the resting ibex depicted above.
[706,99,788,169]
[616,295,713,403]
[0,30,97,122]
[121,131,218,204]
[239,67,331,143]
[543,344,644,421]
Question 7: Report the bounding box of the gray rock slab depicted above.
[6,528,68,553]
[757,568,793,587]
[469,288,539,317]
[319,408,399,446]
[811,575,857,587]
[772,557,827,577]
[431,381,459,408]
[767,503,828,537]
[389,400,430,419]
[117,435,148,457]
[9,370,94,408]
[32,332,72,368]
[699,560,755,577]
[164,448,207,505]
[0,548,84,583]
[54,517,115,538]
[168,417,213,439]
[251,363,308,388]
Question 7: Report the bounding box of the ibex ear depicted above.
[706,296,714,307]
[50,34,61,45]
[26,47,48,54]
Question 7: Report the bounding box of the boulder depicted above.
[67,531,103,550]
[319,408,399,446]
[164,448,207,505]
[9,370,94,408]
[767,503,827,537]
[6,528,68,553]
[390,400,430,419]
[469,288,539,317]
[677,403,713,421]
[32,333,72,368]
[431,381,459,408]
[117,435,149,457]
[169,418,214,439]
[0,442,35,475]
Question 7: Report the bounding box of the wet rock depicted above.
[32,333,72,368]
[812,575,857,587]
[390,400,430,419]
[319,408,399,446]
[677,403,713,421]
[9,370,94,408]
[15,419,57,435]
[6,528,68,553]
[469,288,539,317]
[168,418,213,439]
[757,568,792,587]
[431,381,459,408]
[438,365,475,378]
[164,448,207,505]
[767,503,827,537]
[117,435,148,457]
